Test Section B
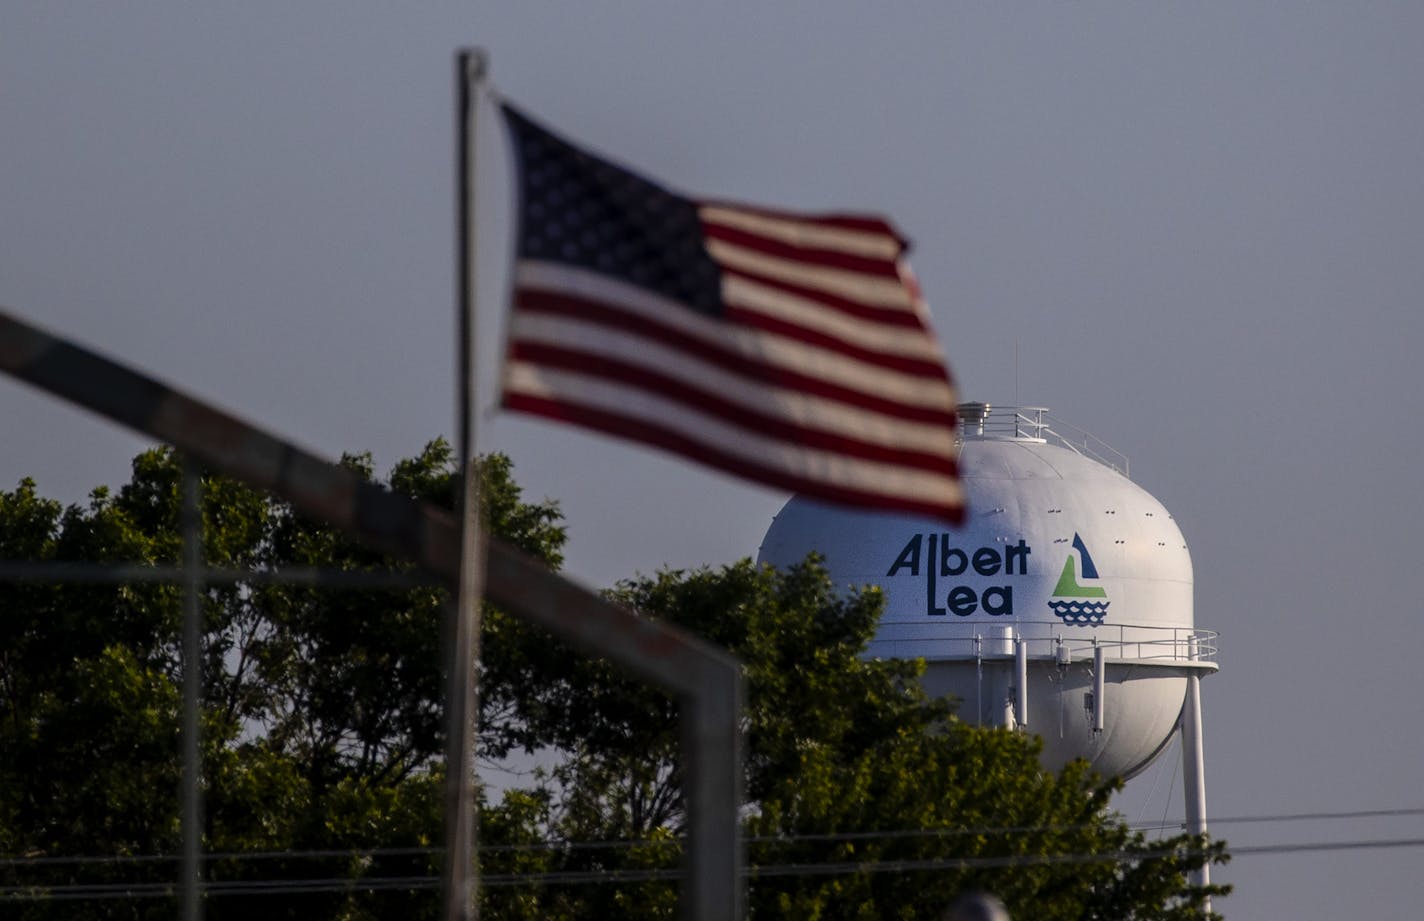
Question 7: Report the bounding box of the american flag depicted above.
[498,103,963,523]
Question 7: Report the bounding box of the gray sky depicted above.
[3,3,1423,917]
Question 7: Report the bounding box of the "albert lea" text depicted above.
[885,534,1032,617]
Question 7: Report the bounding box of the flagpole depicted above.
[180,460,204,921]
[446,46,488,921]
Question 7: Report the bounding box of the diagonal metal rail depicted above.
[0,307,743,921]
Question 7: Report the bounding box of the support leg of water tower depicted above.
[1000,664,1017,729]
[1181,666,1210,914]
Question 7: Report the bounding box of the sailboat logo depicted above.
[1047,533,1110,625]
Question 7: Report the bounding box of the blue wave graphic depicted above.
[1047,600,1110,626]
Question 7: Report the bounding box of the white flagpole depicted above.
[445,46,488,921]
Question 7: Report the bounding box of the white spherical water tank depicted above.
[757,404,1218,780]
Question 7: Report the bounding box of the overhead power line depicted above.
[5,834,1424,902]
[2,804,1421,872]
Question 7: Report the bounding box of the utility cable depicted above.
[3,805,1422,870]
[6,835,1424,901]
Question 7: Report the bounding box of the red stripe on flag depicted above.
[717,265,929,330]
[503,391,964,523]
[698,201,906,242]
[514,289,958,425]
[699,222,903,279]
[505,343,956,472]
[722,305,952,381]
[516,281,947,378]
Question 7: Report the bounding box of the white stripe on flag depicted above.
[721,274,947,362]
[514,261,954,411]
[507,311,958,455]
[504,361,961,503]
[698,206,903,260]
[703,238,914,309]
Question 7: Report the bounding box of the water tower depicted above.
[757,404,1217,886]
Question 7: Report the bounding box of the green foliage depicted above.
[497,559,1228,920]
[0,441,563,919]
[0,444,1226,919]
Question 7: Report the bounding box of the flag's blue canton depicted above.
[502,104,725,317]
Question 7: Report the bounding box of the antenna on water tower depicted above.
[1013,340,1019,409]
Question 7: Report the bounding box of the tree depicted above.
[0,440,563,920]
[0,443,1227,919]
[494,559,1229,920]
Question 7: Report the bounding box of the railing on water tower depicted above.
[958,403,1131,479]
[871,622,1219,667]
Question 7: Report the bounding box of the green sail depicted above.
[1052,555,1107,598]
